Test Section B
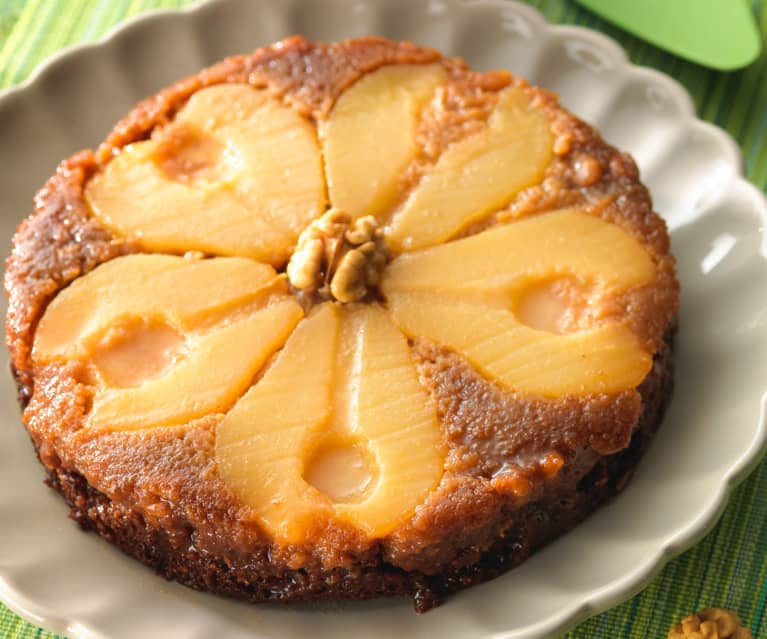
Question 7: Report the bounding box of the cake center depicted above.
[287,208,389,304]
[303,440,374,503]
[92,318,185,388]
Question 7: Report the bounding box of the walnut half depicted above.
[287,208,389,303]
[668,608,753,639]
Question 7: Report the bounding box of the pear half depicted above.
[216,303,444,543]
[85,85,326,264]
[34,254,303,430]
[383,210,656,396]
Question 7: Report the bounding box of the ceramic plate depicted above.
[0,1,765,638]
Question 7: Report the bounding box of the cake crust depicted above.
[4,36,679,611]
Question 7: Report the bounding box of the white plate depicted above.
[1,1,766,638]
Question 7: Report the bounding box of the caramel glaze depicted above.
[5,36,679,610]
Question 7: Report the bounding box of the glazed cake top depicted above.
[5,36,678,571]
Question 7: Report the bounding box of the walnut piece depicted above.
[668,608,753,639]
[287,208,389,303]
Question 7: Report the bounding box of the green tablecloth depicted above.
[1,1,765,637]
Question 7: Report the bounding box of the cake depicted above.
[4,36,679,612]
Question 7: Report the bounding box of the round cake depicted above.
[4,36,679,612]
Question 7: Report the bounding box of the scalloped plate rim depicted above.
[0,1,765,638]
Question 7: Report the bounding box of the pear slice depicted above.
[382,209,656,307]
[388,294,651,397]
[216,303,339,542]
[323,64,446,218]
[34,254,285,361]
[216,303,444,543]
[85,85,326,264]
[332,305,444,536]
[386,85,554,251]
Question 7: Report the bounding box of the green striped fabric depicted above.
[0,1,765,637]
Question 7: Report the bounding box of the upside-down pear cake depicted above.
[5,36,678,611]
